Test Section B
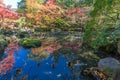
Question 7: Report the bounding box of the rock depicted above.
[51,29,55,33]
[67,61,73,67]
[51,63,56,69]
[14,68,22,77]
[98,57,120,80]
[20,75,28,80]
[98,57,120,69]
[82,67,109,80]
[57,29,61,33]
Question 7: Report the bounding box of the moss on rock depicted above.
[19,38,41,48]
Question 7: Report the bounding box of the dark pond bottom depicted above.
[0,48,87,80]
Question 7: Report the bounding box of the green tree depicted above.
[17,0,26,13]
[56,0,94,9]
[83,0,120,49]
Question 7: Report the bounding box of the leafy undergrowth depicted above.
[0,35,9,59]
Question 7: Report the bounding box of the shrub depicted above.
[0,29,14,36]
[34,26,51,32]
[18,31,30,38]
[83,0,120,50]
[18,38,41,48]
[52,18,69,30]
[0,29,5,34]
[0,35,9,57]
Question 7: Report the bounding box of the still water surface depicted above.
[0,48,85,80]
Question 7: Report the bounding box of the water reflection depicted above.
[1,48,86,80]
[0,32,88,80]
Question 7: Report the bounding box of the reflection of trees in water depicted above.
[52,47,87,79]
[27,34,86,79]
[27,50,50,60]
[28,34,82,60]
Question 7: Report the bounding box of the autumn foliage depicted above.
[0,5,19,19]
[26,0,63,25]
[0,4,19,19]
[0,3,19,28]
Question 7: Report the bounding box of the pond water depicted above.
[0,32,93,80]
[0,48,87,80]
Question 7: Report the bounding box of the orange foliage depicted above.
[26,0,63,25]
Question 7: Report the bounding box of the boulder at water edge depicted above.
[98,57,120,80]
[98,57,119,69]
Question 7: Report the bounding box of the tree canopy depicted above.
[83,0,120,49]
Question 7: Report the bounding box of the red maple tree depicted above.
[0,4,19,26]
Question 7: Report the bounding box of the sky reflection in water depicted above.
[0,48,74,80]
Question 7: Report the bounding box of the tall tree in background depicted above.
[56,0,94,9]
[17,0,26,13]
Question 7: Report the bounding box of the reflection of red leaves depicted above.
[64,42,81,50]
[42,46,58,53]
[32,41,62,54]
[0,55,14,75]
[0,41,20,75]
[8,49,15,55]
[5,41,20,53]
[41,42,62,53]
[32,40,81,54]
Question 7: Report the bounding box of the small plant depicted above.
[0,35,9,55]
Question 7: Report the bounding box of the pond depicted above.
[0,32,90,80]
[0,48,87,80]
